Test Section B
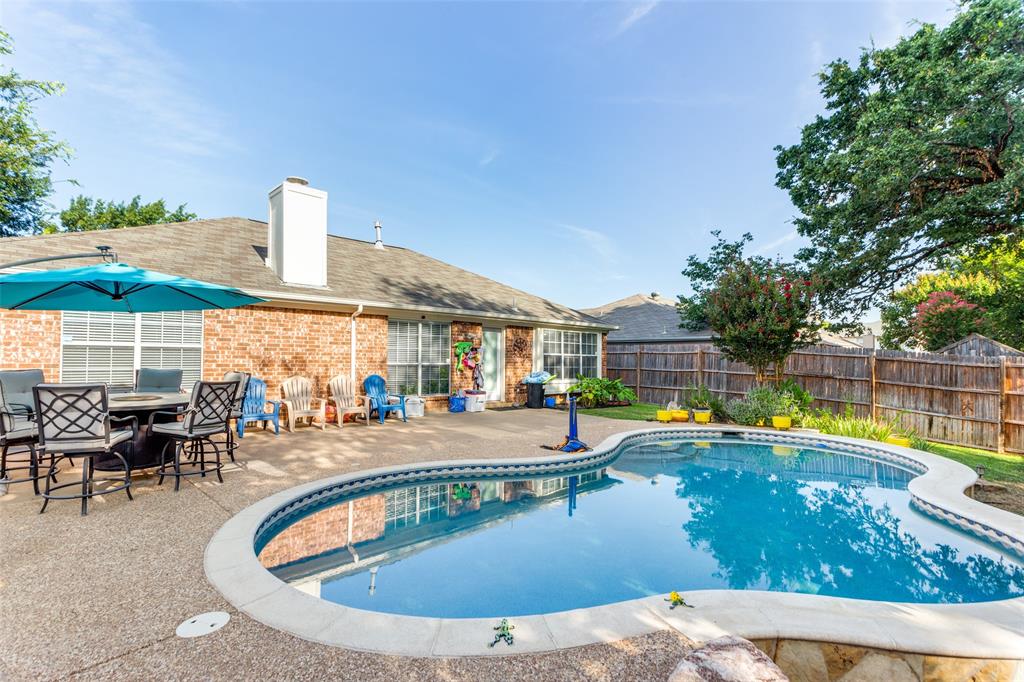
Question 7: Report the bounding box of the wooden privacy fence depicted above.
[606,342,1024,454]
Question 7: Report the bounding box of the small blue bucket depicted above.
[544,397,556,408]
[448,396,466,413]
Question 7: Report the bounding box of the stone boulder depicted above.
[669,636,789,682]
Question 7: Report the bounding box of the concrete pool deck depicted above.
[2,410,1023,681]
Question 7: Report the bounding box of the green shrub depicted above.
[568,376,638,408]
[685,383,715,409]
[777,379,814,425]
[804,407,934,451]
[727,398,762,425]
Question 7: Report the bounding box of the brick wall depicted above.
[450,320,482,396]
[504,326,534,403]
[0,310,62,379]
[258,494,386,569]
[203,306,387,398]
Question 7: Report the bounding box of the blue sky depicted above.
[3,1,954,311]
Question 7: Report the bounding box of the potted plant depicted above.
[884,431,913,448]
[686,384,716,424]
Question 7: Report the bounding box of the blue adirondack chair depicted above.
[363,374,407,425]
[237,378,281,437]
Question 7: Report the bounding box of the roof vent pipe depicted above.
[374,221,384,250]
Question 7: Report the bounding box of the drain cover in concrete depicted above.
[176,611,230,638]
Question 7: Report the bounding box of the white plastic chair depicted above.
[327,375,369,428]
[280,376,326,432]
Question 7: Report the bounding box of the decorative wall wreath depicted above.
[509,336,530,359]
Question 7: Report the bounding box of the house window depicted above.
[387,320,450,395]
[61,311,203,389]
[384,484,449,530]
[541,329,599,379]
[536,471,601,497]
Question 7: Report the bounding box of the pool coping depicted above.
[204,426,1024,659]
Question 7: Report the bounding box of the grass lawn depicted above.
[927,442,1024,483]
[579,402,660,421]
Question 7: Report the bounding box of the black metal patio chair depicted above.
[222,371,250,463]
[33,384,135,515]
[135,368,184,393]
[0,382,55,496]
[149,380,235,491]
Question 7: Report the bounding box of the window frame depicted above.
[541,329,600,380]
[386,319,451,396]
[60,311,204,389]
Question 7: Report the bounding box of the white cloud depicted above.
[4,2,233,158]
[478,149,500,167]
[754,230,800,256]
[612,1,660,37]
[559,223,617,262]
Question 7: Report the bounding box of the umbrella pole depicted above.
[0,246,117,270]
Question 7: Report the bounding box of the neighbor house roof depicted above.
[581,294,710,342]
[937,333,1024,357]
[0,218,611,329]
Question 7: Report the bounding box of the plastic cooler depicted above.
[405,396,425,418]
[464,390,486,412]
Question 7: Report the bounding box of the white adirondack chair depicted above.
[327,374,370,427]
[280,376,326,432]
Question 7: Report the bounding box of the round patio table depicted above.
[95,392,190,471]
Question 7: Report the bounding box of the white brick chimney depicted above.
[267,177,327,287]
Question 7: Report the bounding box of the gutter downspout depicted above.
[350,304,364,386]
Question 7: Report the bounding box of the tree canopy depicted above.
[703,260,820,382]
[775,0,1024,324]
[880,239,1024,350]
[52,195,197,233]
[676,230,774,330]
[0,30,72,237]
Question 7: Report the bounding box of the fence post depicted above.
[999,355,1007,454]
[869,351,877,420]
[697,345,705,388]
[635,345,642,396]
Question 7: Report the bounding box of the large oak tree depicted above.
[0,30,72,236]
[775,0,1023,324]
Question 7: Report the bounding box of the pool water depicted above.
[256,440,1024,618]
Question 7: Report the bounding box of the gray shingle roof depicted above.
[0,218,610,329]
[581,294,710,342]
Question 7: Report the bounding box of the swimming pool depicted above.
[253,438,1024,618]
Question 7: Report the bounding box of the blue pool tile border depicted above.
[207,426,1024,658]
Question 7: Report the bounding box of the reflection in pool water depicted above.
[255,440,1024,618]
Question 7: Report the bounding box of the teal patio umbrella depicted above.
[0,262,265,312]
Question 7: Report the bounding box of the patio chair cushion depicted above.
[136,368,183,393]
[0,419,37,444]
[151,421,224,439]
[0,369,44,414]
[41,428,133,454]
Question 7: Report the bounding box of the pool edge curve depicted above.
[204,426,1024,658]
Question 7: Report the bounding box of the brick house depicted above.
[0,178,612,409]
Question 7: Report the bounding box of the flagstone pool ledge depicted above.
[204,426,1024,659]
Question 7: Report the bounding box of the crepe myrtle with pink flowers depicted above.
[703,260,820,383]
[913,291,989,351]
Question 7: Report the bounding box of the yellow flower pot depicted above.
[693,410,712,424]
[656,410,673,423]
[671,409,690,422]
[772,445,797,456]
[885,436,912,448]
[771,415,792,431]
